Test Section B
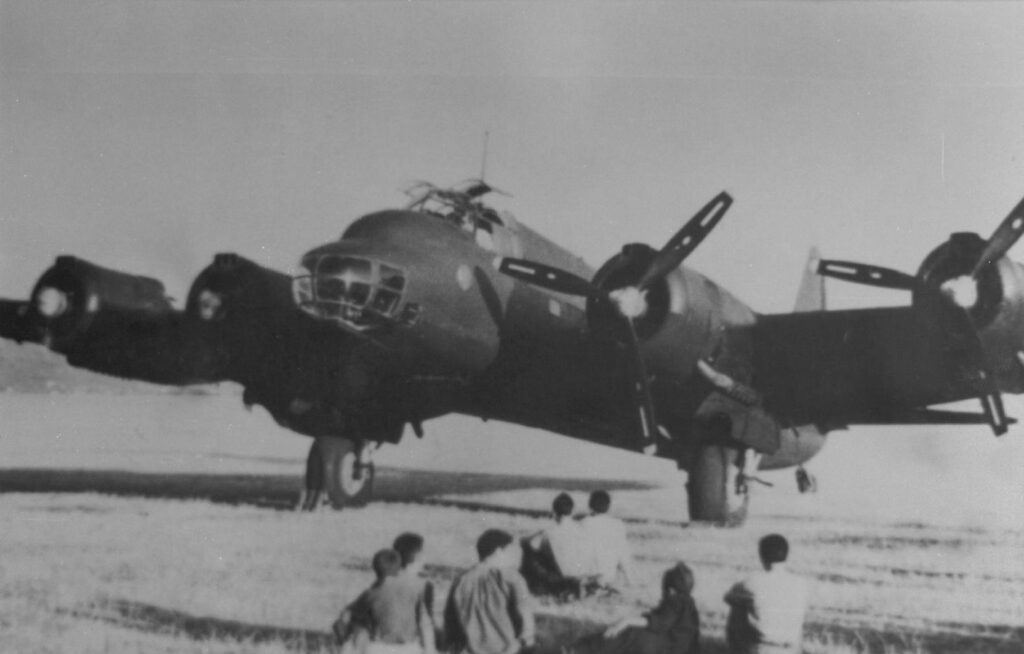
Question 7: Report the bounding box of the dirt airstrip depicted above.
[1,392,1022,653]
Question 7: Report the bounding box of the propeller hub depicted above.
[197,289,225,321]
[609,286,649,320]
[35,287,68,318]
[940,275,979,309]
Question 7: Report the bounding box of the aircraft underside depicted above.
[3,181,1024,528]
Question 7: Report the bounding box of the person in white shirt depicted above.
[724,533,809,654]
[521,492,590,597]
[579,490,633,589]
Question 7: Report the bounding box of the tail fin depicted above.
[793,247,826,312]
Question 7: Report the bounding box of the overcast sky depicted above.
[3,2,1024,314]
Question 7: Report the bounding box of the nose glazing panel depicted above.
[293,254,406,330]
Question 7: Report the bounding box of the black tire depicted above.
[687,444,748,526]
[297,442,325,511]
[317,436,374,509]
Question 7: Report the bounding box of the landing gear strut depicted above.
[796,465,817,494]
[297,436,375,511]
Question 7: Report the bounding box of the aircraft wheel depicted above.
[687,444,748,526]
[317,436,374,509]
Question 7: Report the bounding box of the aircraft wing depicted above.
[750,305,998,427]
[0,257,223,385]
[0,254,361,392]
[0,299,31,342]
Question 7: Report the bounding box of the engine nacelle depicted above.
[185,253,372,436]
[587,244,757,381]
[29,256,174,352]
[185,253,306,381]
[916,234,1024,393]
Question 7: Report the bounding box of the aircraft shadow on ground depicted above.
[64,597,679,652]
[67,596,1024,654]
[0,466,655,512]
[66,598,333,651]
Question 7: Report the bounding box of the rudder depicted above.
[793,247,825,313]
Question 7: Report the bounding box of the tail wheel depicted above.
[687,444,748,526]
[316,436,374,509]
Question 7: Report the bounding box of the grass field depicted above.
[1,392,1022,653]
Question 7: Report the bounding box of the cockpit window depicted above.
[293,255,407,329]
[404,182,506,229]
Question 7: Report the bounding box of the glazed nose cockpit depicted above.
[293,253,407,329]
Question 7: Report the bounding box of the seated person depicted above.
[334,548,435,654]
[579,490,633,590]
[554,562,701,654]
[444,528,536,654]
[392,532,439,651]
[724,534,808,654]
[520,492,593,598]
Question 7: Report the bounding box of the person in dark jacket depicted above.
[556,561,700,654]
[334,548,436,654]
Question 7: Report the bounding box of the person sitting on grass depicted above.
[578,490,633,591]
[445,528,537,654]
[392,532,439,650]
[333,548,436,654]
[547,561,701,654]
[724,533,809,654]
[521,492,592,598]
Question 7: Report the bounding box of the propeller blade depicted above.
[943,304,1009,436]
[816,260,917,291]
[622,319,659,453]
[972,194,1024,278]
[635,192,733,290]
[498,258,605,299]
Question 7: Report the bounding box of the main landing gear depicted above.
[297,436,375,511]
[687,444,749,526]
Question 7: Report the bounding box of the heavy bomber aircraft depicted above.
[2,179,1023,525]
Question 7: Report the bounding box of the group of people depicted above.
[333,490,808,654]
[519,491,633,598]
